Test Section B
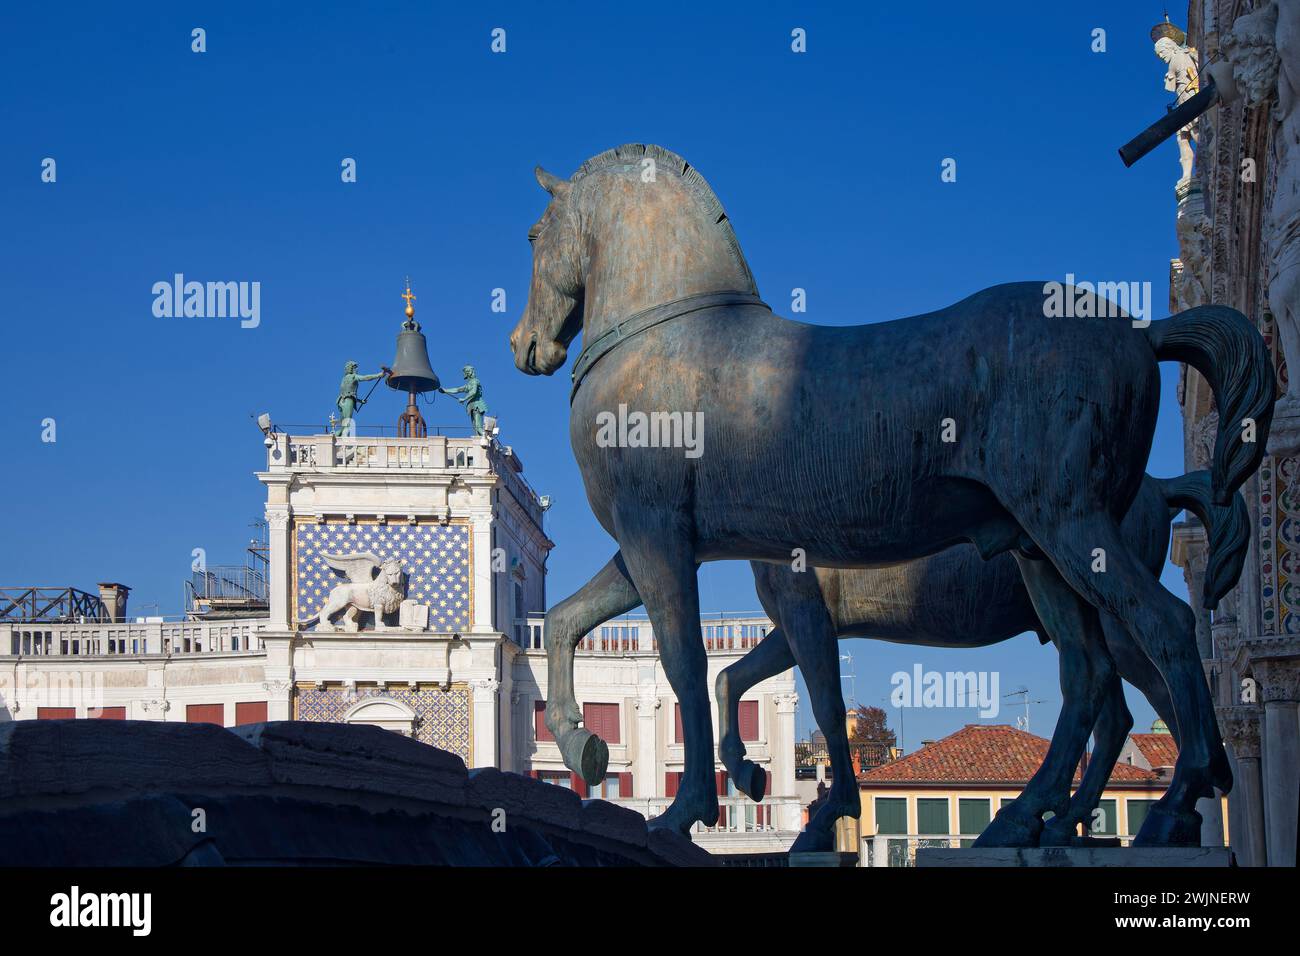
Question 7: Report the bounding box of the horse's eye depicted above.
[527,228,541,243]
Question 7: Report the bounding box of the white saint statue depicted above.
[1153,22,1201,187]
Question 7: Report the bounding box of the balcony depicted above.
[2,618,267,658]
[522,614,774,655]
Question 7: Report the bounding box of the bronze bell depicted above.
[388,283,441,437]
[387,320,441,394]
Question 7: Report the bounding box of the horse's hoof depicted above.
[1132,805,1201,847]
[789,827,835,853]
[558,727,608,786]
[734,761,766,803]
[973,805,1043,848]
[648,795,715,835]
[1039,818,1082,847]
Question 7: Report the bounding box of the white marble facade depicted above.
[1170,0,1300,867]
[0,426,800,852]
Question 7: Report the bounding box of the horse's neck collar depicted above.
[569,290,769,403]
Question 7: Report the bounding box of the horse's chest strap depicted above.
[569,290,769,402]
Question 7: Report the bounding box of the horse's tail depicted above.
[1152,470,1250,611]
[1144,306,1275,504]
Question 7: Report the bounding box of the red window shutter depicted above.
[186,703,224,725]
[583,702,620,744]
[571,772,588,798]
[235,701,267,726]
[36,707,76,719]
[665,772,679,797]
[716,770,728,796]
[674,704,683,743]
[738,700,759,742]
[528,769,539,779]
[92,706,126,719]
[619,772,633,798]
[535,701,553,742]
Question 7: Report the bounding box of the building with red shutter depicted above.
[0,422,801,855]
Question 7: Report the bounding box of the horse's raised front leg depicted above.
[976,553,1110,848]
[716,628,795,802]
[779,590,860,852]
[615,520,717,834]
[544,552,642,784]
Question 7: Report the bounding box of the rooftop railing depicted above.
[3,619,267,657]
[522,614,775,654]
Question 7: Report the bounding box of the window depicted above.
[186,703,224,725]
[874,797,907,835]
[1091,798,1118,836]
[588,775,622,799]
[36,707,76,719]
[235,701,268,726]
[738,700,760,742]
[665,771,683,797]
[534,700,553,742]
[583,702,620,744]
[674,704,683,743]
[916,798,950,835]
[958,798,991,847]
[1126,799,1158,838]
[90,707,126,719]
[874,796,909,867]
[537,771,571,788]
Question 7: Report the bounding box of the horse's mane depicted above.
[570,143,756,293]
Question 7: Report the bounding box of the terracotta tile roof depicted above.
[858,724,1158,785]
[1130,733,1179,770]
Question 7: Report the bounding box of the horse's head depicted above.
[510,166,585,376]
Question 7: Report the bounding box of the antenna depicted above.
[838,651,856,706]
[1003,686,1048,733]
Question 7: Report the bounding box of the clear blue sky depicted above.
[3,2,1194,743]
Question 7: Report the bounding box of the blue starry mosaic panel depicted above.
[295,522,470,632]
[295,686,471,762]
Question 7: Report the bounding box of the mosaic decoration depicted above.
[294,684,472,763]
[294,521,470,632]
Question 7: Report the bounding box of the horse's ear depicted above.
[535,165,568,197]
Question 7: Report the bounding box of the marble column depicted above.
[470,677,500,769]
[634,695,660,798]
[1219,705,1267,867]
[1254,655,1300,867]
[470,516,494,634]
[265,509,291,629]
[774,692,800,830]
[262,679,293,721]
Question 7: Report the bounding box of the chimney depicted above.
[97,583,130,622]
[920,739,935,748]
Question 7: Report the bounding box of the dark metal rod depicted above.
[1118,76,1219,168]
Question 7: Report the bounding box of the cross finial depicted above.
[402,278,416,319]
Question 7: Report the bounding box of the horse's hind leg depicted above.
[717,629,795,802]
[1023,513,1215,846]
[544,551,642,785]
[778,593,861,852]
[1044,609,1181,844]
[1041,652,1133,846]
[976,553,1112,848]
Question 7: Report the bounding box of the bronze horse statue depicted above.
[509,143,1273,845]
[540,471,1246,849]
